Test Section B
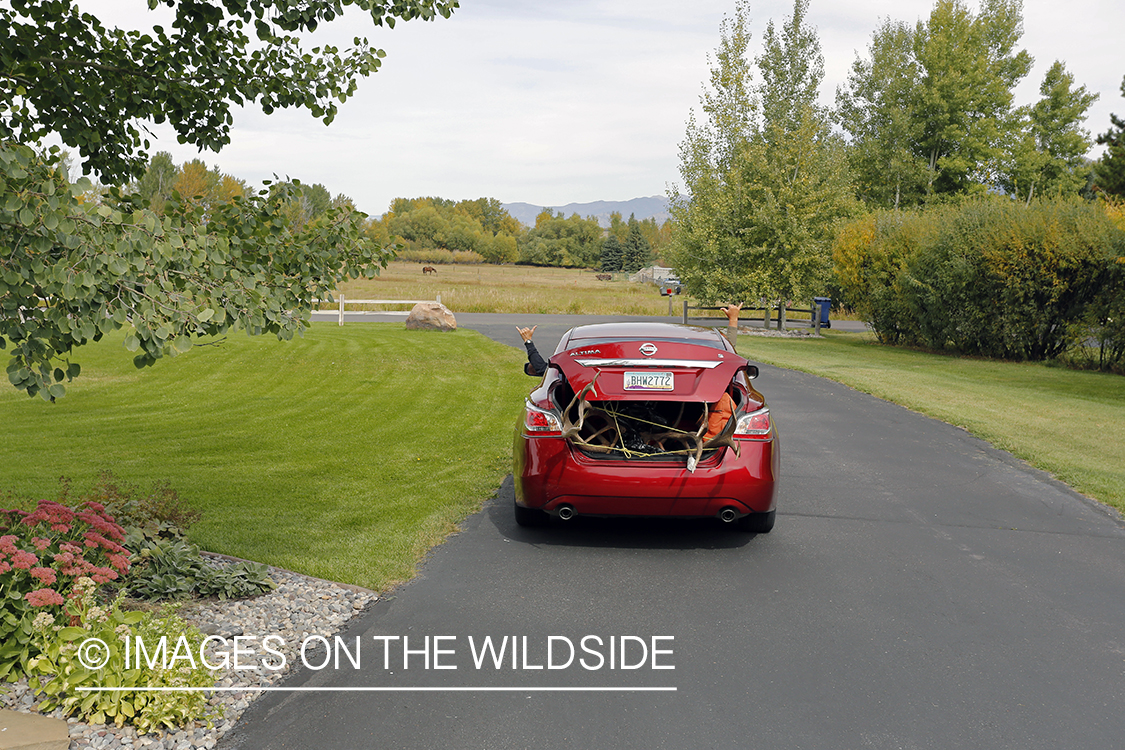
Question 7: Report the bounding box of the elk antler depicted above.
[703,409,741,458]
[560,373,601,441]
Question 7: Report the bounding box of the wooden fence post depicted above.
[682,300,689,325]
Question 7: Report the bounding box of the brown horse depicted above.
[422,266,437,275]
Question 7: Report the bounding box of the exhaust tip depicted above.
[718,507,738,523]
[557,505,576,521]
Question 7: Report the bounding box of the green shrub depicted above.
[60,472,201,543]
[833,198,1125,362]
[833,210,936,345]
[27,578,216,732]
[902,199,1114,360]
[124,535,274,601]
[1070,254,1125,371]
[395,247,485,265]
[0,499,130,681]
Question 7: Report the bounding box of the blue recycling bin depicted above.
[814,297,831,328]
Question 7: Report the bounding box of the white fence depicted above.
[315,293,442,325]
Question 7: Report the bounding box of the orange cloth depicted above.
[703,392,735,441]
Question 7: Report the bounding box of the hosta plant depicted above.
[27,578,217,733]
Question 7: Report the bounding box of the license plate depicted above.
[623,371,674,390]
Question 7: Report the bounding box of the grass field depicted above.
[331,261,849,322]
[740,331,1125,514]
[0,324,529,590]
[332,261,685,316]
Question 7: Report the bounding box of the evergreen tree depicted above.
[623,215,652,273]
[601,235,624,272]
[1094,75,1125,197]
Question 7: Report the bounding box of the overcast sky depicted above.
[85,0,1125,216]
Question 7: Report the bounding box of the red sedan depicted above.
[513,322,778,532]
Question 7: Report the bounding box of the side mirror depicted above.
[745,365,759,380]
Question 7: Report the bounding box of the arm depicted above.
[517,326,548,376]
[525,341,548,376]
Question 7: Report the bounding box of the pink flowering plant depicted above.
[0,499,130,681]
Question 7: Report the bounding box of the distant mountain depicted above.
[503,196,670,228]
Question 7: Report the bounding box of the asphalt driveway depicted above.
[223,315,1125,749]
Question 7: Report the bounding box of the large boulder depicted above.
[405,302,456,332]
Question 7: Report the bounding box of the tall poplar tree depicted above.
[669,0,855,305]
[836,20,926,208]
[837,0,1033,205]
[1002,61,1098,202]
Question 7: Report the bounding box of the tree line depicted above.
[366,197,669,271]
[669,0,1125,369]
[129,157,672,272]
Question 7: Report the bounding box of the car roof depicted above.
[562,322,731,349]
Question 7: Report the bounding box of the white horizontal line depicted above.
[78,686,676,693]
[573,358,722,368]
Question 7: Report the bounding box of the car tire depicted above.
[514,502,549,527]
[736,510,775,533]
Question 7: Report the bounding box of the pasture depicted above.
[332,261,679,316]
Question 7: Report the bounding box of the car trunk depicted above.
[548,339,754,465]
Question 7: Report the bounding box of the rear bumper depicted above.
[514,430,778,518]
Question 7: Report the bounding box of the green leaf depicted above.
[57,627,87,641]
[123,334,140,352]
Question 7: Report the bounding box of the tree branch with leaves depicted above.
[1,143,388,400]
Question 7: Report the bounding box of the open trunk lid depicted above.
[550,339,748,403]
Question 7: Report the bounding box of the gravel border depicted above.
[734,326,823,338]
[0,562,377,750]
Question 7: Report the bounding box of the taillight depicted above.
[524,402,562,435]
[734,407,772,440]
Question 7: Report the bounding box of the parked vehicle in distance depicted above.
[659,277,682,296]
[513,322,778,532]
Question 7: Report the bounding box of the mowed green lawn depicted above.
[740,331,1125,515]
[0,324,529,590]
